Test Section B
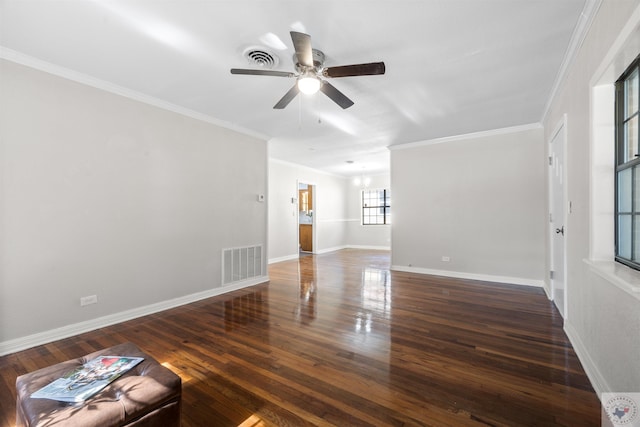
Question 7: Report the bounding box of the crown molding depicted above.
[0,47,269,142]
[388,123,542,151]
[268,157,347,179]
[540,0,603,123]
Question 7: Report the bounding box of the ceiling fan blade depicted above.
[231,68,295,77]
[273,84,300,109]
[320,81,354,109]
[290,31,313,67]
[322,62,386,78]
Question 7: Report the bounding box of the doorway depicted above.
[298,182,314,253]
[549,117,567,319]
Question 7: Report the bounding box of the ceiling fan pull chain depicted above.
[298,95,302,130]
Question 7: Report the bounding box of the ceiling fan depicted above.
[230,31,385,109]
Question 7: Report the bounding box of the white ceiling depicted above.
[0,0,588,176]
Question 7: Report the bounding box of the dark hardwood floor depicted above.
[0,249,601,426]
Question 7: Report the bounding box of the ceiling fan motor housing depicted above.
[231,31,384,109]
[294,48,326,73]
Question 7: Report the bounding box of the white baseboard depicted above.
[269,247,389,263]
[0,276,269,356]
[301,245,389,254]
[564,321,609,399]
[315,245,348,254]
[268,254,299,264]
[390,265,544,288]
[345,245,391,251]
[390,265,608,397]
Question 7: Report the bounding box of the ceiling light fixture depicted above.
[354,175,371,188]
[297,71,321,94]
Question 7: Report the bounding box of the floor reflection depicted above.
[291,254,393,361]
[224,288,269,331]
[294,254,317,324]
[354,268,391,335]
[361,268,391,315]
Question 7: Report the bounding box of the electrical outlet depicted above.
[441,256,451,262]
[80,295,98,306]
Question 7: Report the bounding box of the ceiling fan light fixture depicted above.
[298,74,321,94]
[231,31,383,109]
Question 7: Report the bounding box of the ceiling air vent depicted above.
[243,47,279,69]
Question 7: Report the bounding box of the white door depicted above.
[549,122,566,318]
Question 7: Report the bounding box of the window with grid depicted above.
[615,55,640,269]
[362,189,390,225]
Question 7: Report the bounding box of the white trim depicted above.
[589,84,616,261]
[548,114,568,146]
[267,158,391,180]
[564,322,610,398]
[390,265,544,288]
[315,245,348,254]
[389,123,542,151]
[346,245,390,251]
[584,2,640,299]
[0,276,268,356]
[352,171,391,179]
[268,254,300,264]
[547,114,569,319]
[584,259,640,299]
[540,0,603,123]
[0,47,268,142]
[587,3,640,262]
[296,180,317,254]
[589,2,640,87]
[268,158,346,179]
[269,246,390,262]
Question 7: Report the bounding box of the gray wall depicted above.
[0,60,268,349]
[390,126,546,286]
[268,160,391,262]
[543,0,640,394]
[346,174,391,249]
[268,159,349,262]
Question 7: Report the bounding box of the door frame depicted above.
[548,114,568,319]
[297,180,317,254]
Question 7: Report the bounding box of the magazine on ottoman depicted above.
[30,355,144,403]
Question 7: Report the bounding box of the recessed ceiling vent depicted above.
[243,47,279,69]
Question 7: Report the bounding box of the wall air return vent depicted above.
[222,245,264,286]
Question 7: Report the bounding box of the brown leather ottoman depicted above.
[15,342,181,427]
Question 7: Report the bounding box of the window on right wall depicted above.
[362,189,390,225]
[615,54,640,270]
